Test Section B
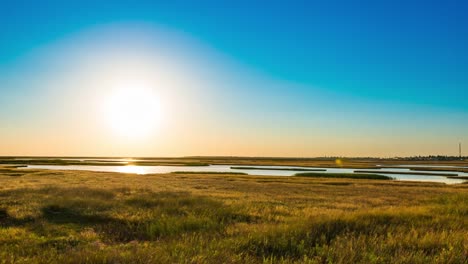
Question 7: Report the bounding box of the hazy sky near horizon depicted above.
[1,0,467,157]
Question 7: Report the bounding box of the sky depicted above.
[1,0,467,157]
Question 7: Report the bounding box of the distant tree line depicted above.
[306,156,467,161]
[390,155,467,161]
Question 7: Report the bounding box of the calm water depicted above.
[25,164,467,184]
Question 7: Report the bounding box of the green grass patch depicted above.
[0,188,254,244]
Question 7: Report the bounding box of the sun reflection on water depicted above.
[116,165,147,174]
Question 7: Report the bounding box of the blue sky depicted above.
[1,0,467,156]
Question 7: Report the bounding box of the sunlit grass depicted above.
[0,166,466,263]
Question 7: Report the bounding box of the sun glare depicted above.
[103,85,161,139]
[116,165,148,174]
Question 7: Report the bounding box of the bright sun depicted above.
[103,86,161,139]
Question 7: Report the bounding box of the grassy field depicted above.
[0,166,467,263]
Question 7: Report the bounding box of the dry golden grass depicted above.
[0,166,467,263]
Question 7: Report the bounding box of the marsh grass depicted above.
[447,176,468,180]
[243,203,467,263]
[3,157,468,171]
[0,159,210,167]
[409,167,468,173]
[0,167,466,263]
[231,167,326,172]
[128,162,210,167]
[172,171,248,175]
[355,170,458,177]
[295,172,393,180]
[0,166,42,177]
